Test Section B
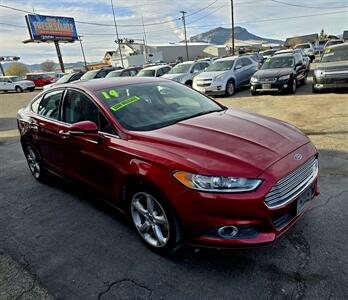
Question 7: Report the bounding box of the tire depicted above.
[127,184,182,255]
[185,80,192,87]
[250,89,258,96]
[301,72,308,85]
[15,86,23,93]
[312,85,320,93]
[225,80,235,97]
[289,78,297,94]
[24,144,49,183]
[28,88,35,92]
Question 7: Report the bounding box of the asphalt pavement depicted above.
[1,87,348,299]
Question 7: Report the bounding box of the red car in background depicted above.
[26,73,54,87]
[17,78,319,254]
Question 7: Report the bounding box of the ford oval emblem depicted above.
[294,153,302,160]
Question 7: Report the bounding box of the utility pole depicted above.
[54,41,65,72]
[78,36,88,71]
[142,16,148,64]
[111,0,124,68]
[180,11,189,61]
[230,0,235,56]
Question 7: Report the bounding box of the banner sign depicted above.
[25,14,78,42]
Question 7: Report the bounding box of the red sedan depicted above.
[26,73,54,87]
[17,77,319,254]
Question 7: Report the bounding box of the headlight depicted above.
[278,75,290,81]
[214,74,225,83]
[173,171,262,193]
[314,70,325,78]
[250,77,259,83]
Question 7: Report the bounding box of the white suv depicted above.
[162,61,210,86]
[295,43,315,61]
[0,76,35,93]
[192,56,258,96]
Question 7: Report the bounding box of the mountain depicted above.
[2,61,90,72]
[189,26,283,45]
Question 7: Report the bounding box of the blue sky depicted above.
[0,0,347,64]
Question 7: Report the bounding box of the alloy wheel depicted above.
[131,192,170,248]
[292,79,297,93]
[226,81,235,96]
[26,146,41,179]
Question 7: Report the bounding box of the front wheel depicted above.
[15,86,23,93]
[301,72,308,85]
[128,186,182,255]
[289,78,297,94]
[250,89,258,96]
[225,80,235,97]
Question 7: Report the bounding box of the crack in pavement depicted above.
[97,278,153,300]
[287,232,311,299]
[309,189,348,213]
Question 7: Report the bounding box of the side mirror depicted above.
[66,121,104,143]
[7,80,13,83]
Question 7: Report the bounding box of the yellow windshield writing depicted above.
[110,96,141,112]
[102,89,119,99]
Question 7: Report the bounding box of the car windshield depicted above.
[80,70,98,80]
[137,69,156,77]
[321,48,348,62]
[296,44,310,49]
[261,56,294,69]
[168,63,192,74]
[10,76,22,82]
[263,50,277,56]
[55,73,74,84]
[205,60,235,72]
[327,41,343,47]
[97,81,224,131]
[106,71,123,78]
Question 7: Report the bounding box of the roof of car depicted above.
[142,65,171,70]
[215,56,238,62]
[269,53,295,58]
[327,43,348,49]
[59,77,168,92]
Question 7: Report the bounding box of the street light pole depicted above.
[230,0,235,56]
[111,0,124,68]
[180,11,189,61]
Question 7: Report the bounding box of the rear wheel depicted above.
[185,80,192,87]
[15,86,23,93]
[24,144,49,182]
[128,185,182,255]
[225,80,235,97]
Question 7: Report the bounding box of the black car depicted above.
[80,67,122,81]
[105,67,142,78]
[313,43,348,93]
[250,53,307,95]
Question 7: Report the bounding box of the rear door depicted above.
[241,57,257,83]
[32,89,66,173]
[233,58,244,87]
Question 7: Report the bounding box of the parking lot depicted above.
[1,80,348,299]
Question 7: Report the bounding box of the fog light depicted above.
[217,226,239,239]
[283,84,288,88]
[217,86,221,90]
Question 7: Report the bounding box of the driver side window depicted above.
[234,59,243,69]
[62,90,116,135]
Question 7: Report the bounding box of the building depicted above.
[107,42,212,67]
[343,30,348,41]
[284,34,319,47]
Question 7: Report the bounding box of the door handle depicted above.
[28,123,38,129]
[59,130,70,138]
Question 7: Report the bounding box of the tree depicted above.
[319,29,327,39]
[41,60,56,71]
[5,63,29,77]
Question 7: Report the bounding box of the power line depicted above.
[186,0,219,17]
[270,0,348,9]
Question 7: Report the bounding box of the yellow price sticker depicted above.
[101,89,119,99]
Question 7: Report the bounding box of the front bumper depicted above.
[251,80,290,93]
[171,142,319,248]
[193,82,226,95]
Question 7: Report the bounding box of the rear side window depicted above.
[241,58,253,66]
[121,71,130,77]
[156,68,164,77]
[38,90,63,120]
[96,70,108,78]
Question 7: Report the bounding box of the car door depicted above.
[59,88,119,197]
[233,58,244,87]
[241,57,257,83]
[294,54,305,82]
[31,89,66,173]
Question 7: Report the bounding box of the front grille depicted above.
[197,83,211,87]
[260,78,277,84]
[264,156,318,208]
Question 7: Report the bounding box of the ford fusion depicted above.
[17,77,319,254]
[250,53,307,95]
[312,43,348,93]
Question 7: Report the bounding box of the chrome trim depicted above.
[264,157,318,209]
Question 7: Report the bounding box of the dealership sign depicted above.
[25,14,78,42]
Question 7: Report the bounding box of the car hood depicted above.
[162,73,186,80]
[254,68,293,78]
[317,60,348,72]
[131,109,309,177]
[195,71,226,79]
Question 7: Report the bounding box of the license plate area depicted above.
[296,187,312,215]
[262,84,271,89]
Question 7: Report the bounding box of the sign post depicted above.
[54,41,65,73]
